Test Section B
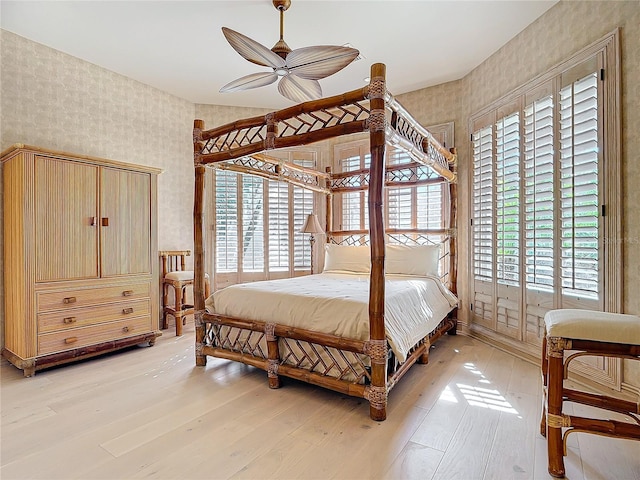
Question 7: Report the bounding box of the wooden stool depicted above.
[160,250,210,336]
[540,309,640,478]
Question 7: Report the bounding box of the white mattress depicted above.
[205,272,458,363]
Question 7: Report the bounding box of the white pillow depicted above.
[386,244,440,277]
[323,244,371,273]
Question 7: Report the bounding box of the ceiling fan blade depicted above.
[278,74,322,103]
[222,27,286,69]
[286,46,359,80]
[220,72,278,93]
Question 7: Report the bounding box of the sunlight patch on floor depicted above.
[434,363,521,414]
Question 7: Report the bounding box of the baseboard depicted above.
[467,323,540,366]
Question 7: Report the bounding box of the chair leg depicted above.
[540,335,548,437]
[174,284,183,336]
[547,350,566,478]
[161,284,169,330]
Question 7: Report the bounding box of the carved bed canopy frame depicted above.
[192,63,458,420]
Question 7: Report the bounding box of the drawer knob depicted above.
[63,316,77,324]
[65,337,78,344]
[63,297,77,304]
[122,326,130,333]
[122,290,134,297]
[122,307,134,315]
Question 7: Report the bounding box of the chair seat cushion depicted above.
[165,271,209,281]
[544,309,640,345]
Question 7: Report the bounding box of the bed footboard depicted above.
[198,311,456,419]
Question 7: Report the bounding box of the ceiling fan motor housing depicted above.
[273,0,291,11]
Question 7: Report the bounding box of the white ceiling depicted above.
[0,0,558,110]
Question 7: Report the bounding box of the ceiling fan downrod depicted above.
[271,0,292,58]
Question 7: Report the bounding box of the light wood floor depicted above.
[1,324,638,480]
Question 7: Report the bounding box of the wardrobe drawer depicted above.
[37,283,150,312]
[38,316,152,355]
[38,299,150,333]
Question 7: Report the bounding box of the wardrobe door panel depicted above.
[34,157,99,282]
[100,168,151,276]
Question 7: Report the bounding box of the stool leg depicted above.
[540,335,548,437]
[174,284,183,336]
[547,346,566,478]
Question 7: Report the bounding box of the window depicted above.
[338,147,370,231]
[212,150,317,281]
[334,136,450,236]
[469,31,620,345]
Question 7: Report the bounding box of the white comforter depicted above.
[205,272,458,363]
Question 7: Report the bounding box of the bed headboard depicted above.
[326,231,455,291]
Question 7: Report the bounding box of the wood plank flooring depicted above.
[1,325,639,479]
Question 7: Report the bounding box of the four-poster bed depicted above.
[192,63,458,420]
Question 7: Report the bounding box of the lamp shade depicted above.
[300,213,324,234]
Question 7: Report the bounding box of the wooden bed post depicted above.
[447,147,458,335]
[366,63,388,421]
[193,119,207,367]
[325,166,333,243]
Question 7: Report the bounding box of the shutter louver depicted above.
[560,73,599,299]
[496,113,520,286]
[473,126,493,282]
[268,180,289,272]
[215,170,238,273]
[524,95,555,291]
[242,175,264,272]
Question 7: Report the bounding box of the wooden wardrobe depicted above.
[2,144,161,376]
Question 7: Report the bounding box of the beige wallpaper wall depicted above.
[1,1,638,386]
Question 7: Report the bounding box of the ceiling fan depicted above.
[220,0,360,103]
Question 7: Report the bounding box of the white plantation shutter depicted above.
[496,113,520,286]
[242,175,264,272]
[268,180,289,272]
[524,95,555,291]
[215,170,238,273]
[416,184,443,229]
[293,185,313,270]
[341,154,361,172]
[472,126,493,282]
[339,150,369,230]
[292,155,315,271]
[213,150,317,277]
[341,192,361,230]
[560,72,600,299]
[387,146,412,166]
[387,187,412,229]
[468,37,620,355]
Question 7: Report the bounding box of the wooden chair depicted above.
[160,250,210,336]
[540,309,640,478]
